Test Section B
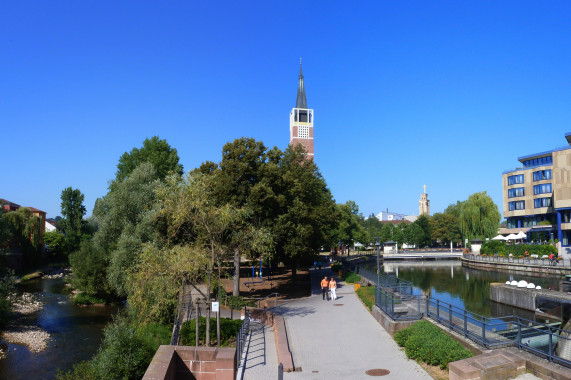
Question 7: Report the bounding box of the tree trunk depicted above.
[233,248,240,296]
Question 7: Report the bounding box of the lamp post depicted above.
[375,237,381,286]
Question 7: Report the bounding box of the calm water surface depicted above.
[0,277,119,380]
[382,260,562,318]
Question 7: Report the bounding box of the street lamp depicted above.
[374,237,381,286]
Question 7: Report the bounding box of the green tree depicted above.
[334,201,365,251]
[458,191,501,242]
[60,187,87,253]
[4,207,42,266]
[404,223,423,247]
[115,136,183,183]
[360,214,383,246]
[430,213,461,245]
[0,203,11,250]
[43,230,66,256]
[414,215,432,247]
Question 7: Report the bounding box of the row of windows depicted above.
[508,187,525,198]
[533,183,552,195]
[534,197,552,208]
[533,169,552,181]
[506,215,555,228]
[523,155,553,168]
[507,174,525,186]
[508,201,525,211]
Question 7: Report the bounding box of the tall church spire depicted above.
[296,58,307,109]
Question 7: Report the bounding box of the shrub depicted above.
[396,320,472,369]
[74,292,106,305]
[331,262,342,272]
[342,272,361,284]
[224,295,256,309]
[180,317,243,347]
[356,286,375,310]
[480,241,557,258]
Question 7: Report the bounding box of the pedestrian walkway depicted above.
[243,268,432,379]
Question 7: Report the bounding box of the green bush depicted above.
[180,317,243,347]
[74,292,106,305]
[342,272,361,283]
[224,295,256,309]
[356,286,375,310]
[480,242,557,258]
[331,262,342,272]
[396,321,472,369]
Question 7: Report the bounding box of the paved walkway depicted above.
[243,268,432,379]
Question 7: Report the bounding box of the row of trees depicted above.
[336,191,501,250]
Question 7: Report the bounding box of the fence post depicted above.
[417,296,421,318]
[482,320,486,348]
[517,319,521,349]
[464,310,468,338]
[449,304,453,329]
[426,296,429,317]
[278,363,284,380]
[548,326,553,362]
[436,299,440,321]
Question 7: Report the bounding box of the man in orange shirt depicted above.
[321,276,330,301]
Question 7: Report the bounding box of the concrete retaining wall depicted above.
[462,257,569,277]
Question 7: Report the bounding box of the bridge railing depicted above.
[464,253,571,268]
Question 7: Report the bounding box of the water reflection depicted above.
[382,260,561,318]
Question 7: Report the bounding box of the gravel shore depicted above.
[2,292,50,353]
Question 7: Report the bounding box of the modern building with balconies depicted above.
[502,133,571,255]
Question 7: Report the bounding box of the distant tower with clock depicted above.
[289,59,314,160]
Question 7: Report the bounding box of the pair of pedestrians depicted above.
[320,276,337,301]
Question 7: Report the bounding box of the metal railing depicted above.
[376,287,423,320]
[357,265,414,295]
[464,253,570,268]
[235,309,250,370]
[254,293,279,309]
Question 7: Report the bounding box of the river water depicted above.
[0,277,119,380]
[381,260,562,319]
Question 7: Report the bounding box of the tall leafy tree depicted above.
[4,207,42,265]
[430,212,461,245]
[458,191,501,241]
[115,136,183,182]
[60,187,87,253]
[334,201,365,250]
[414,215,432,247]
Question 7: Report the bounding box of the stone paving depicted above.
[244,268,432,379]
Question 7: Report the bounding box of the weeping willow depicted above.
[458,191,501,242]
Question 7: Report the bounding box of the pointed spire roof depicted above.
[296,59,307,109]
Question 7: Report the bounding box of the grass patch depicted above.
[20,271,43,282]
[356,286,375,310]
[394,320,473,369]
[136,322,172,349]
[74,292,107,305]
[342,271,361,284]
[180,317,243,347]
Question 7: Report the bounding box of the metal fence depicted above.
[376,287,423,320]
[356,265,414,295]
[464,253,571,268]
[235,309,250,370]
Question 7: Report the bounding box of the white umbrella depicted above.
[506,233,518,240]
[516,231,527,239]
[492,235,507,241]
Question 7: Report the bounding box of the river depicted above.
[0,277,119,380]
[381,260,562,319]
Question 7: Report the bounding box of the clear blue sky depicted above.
[2,1,571,219]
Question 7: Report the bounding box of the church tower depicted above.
[289,60,314,160]
[419,185,430,216]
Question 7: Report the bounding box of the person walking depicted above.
[321,276,330,301]
[329,277,337,300]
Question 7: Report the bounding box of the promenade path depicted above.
[243,268,432,380]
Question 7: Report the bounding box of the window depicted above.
[533,169,552,181]
[533,183,552,195]
[523,155,553,168]
[508,187,525,198]
[508,201,525,211]
[534,198,552,208]
[507,174,524,186]
[298,125,309,139]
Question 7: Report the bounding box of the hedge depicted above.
[180,317,242,347]
[394,320,473,369]
[480,241,557,258]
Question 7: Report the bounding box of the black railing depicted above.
[375,286,423,320]
[464,253,570,268]
[235,309,250,370]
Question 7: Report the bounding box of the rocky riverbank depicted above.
[2,291,50,353]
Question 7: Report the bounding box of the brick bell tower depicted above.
[289,59,314,160]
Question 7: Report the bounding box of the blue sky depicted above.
[2,1,571,219]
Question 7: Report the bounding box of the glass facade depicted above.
[508,201,525,211]
[534,197,552,208]
[507,174,525,186]
[533,183,552,195]
[533,169,552,181]
[508,188,525,198]
[523,155,553,168]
